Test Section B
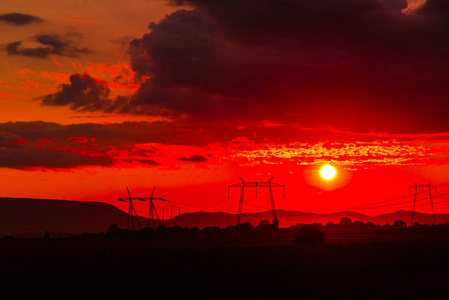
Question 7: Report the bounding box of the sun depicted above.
[320,165,336,180]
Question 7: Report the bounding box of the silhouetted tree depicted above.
[44,230,50,239]
[339,217,352,227]
[295,223,305,230]
[350,220,365,228]
[171,225,183,234]
[393,220,407,227]
[157,224,166,233]
[293,224,325,246]
[324,222,337,229]
[108,224,120,232]
[202,226,220,234]
[141,227,155,239]
[366,222,377,228]
[236,222,254,232]
[256,220,271,232]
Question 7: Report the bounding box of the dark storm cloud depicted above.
[5,34,90,59]
[0,121,188,169]
[0,133,23,149]
[0,13,43,26]
[122,159,160,166]
[0,147,113,169]
[123,0,449,133]
[40,73,163,115]
[178,155,208,162]
[41,73,112,110]
[37,0,449,133]
[0,120,217,147]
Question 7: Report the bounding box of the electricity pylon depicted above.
[409,182,437,226]
[118,187,143,230]
[228,177,285,241]
[138,187,167,230]
[118,187,167,230]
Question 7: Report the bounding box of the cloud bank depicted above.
[0,13,43,26]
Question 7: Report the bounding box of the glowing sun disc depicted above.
[320,165,336,179]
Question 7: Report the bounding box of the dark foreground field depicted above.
[1,229,449,299]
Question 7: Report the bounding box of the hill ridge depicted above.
[1,198,448,236]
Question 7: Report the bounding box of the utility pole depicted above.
[409,182,438,226]
[228,177,286,242]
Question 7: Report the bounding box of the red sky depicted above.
[2,0,449,219]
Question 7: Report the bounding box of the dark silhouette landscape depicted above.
[1,197,448,237]
[3,198,449,299]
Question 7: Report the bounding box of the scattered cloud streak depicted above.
[179,155,208,162]
[0,13,43,26]
[5,33,91,59]
[2,120,449,169]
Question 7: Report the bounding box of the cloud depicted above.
[0,120,214,147]
[178,155,208,162]
[0,13,43,26]
[40,73,154,115]
[2,120,449,169]
[0,147,113,169]
[122,159,160,166]
[126,0,449,132]
[0,133,24,149]
[36,0,449,134]
[5,34,90,59]
[41,73,112,110]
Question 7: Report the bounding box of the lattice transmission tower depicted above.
[118,187,167,230]
[409,182,437,226]
[228,177,285,241]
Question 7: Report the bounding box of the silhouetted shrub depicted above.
[141,227,155,239]
[80,231,105,238]
[366,221,377,228]
[157,224,166,233]
[235,222,254,234]
[44,230,50,239]
[339,217,352,227]
[393,220,407,227]
[108,224,120,232]
[202,226,220,234]
[293,224,325,246]
[324,222,337,229]
[350,220,365,229]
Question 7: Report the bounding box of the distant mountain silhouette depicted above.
[2,197,449,237]
[0,197,145,237]
[164,209,449,229]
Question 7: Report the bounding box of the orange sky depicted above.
[2,0,449,220]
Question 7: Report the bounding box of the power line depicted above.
[339,181,449,211]
[198,198,234,212]
[228,177,285,241]
[356,195,449,212]
[353,192,449,210]
[342,194,413,210]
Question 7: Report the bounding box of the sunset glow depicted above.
[320,165,336,180]
[1,0,449,218]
